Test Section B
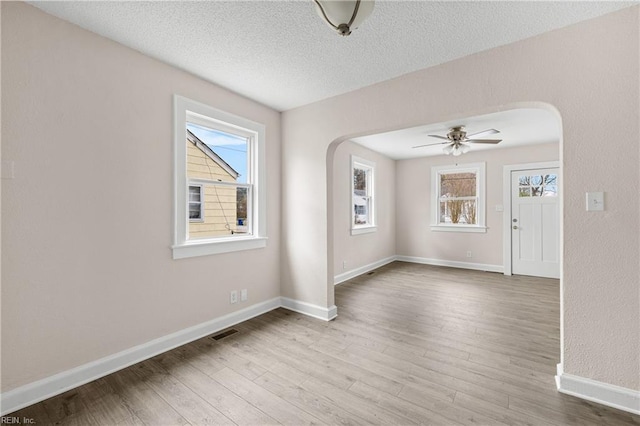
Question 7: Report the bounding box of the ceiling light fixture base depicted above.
[314,0,375,36]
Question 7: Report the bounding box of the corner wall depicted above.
[1,2,281,393]
[396,142,559,269]
[332,141,396,282]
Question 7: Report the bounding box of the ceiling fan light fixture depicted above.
[452,146,463,157]
[443,144,454,155]
[314,0,374,36]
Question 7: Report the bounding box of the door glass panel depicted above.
[519,187,531,197]
[543,185,557,196]
[531,175,543,186]
[519,176,530,186]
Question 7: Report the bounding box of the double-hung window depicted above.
[351,156,376,235]
[173,95,266,259]
[431,162,486,233]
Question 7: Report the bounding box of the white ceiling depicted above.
[350,107,560,159]
[30,1,635,113]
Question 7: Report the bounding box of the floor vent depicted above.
[211,329,239,341]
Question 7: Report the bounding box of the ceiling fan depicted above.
[413,126,502,156]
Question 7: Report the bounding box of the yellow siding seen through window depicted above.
[187,140,238,238]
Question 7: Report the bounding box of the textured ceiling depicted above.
[30,1,635,112]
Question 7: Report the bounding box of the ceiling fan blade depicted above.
[427,134,450,140]
[412,141,449,148]
[466,129,499,139]
[466,139,502,144]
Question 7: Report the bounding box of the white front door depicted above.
[511,168,560,279]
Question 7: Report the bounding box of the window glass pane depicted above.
[353,166,370,226]
[439,201,448,223]
[519,187,531,197]
[462,200,477,224]
[543,185,558,196]
[354,168,367,192]
[188,186,201,202]
[235,187,249,234]
[441,172,476,197]
[440,200,477,224]
[189,184,243,239]
[187,123,248,184]
[354,198,368,225]
[189,203,201,219]
[544,174,557,185]
[519,176,530,186]
[532,186,543,196]
[530,175,543,186]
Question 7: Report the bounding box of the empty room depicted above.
[2,1,639,425]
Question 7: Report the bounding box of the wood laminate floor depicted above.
[9,262,640,425]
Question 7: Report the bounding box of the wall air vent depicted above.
[211,329,239,341]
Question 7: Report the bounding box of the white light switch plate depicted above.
[586,192,604,211]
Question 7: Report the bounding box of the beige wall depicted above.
[283,7,639,390]
[1,2,281,392]
[333,141,396,277]
[187,141,238,238]
[396,143,559,266]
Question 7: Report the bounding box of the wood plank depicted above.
[41,389,98,425]
[131,358,235,425]
[348,380,459,425]
[212,367,323,425]
[254,371,369,425]
[151,351,279,425]
[104,367,189,426]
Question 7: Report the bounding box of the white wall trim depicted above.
[334,256,397,285]
[1,295,340,415]
[280,297,338,321]
[396,255,503,273]
[556,364,640,415]
[0,297,281,416]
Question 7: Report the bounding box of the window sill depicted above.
[430,225,487,233]
[351,226,377,236]
[172,236,267,259]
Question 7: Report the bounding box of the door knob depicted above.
[513,225,518,230]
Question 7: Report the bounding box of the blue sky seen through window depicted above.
[187,123,247,184]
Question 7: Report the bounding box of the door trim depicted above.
[503,161,560,276]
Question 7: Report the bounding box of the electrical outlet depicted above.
[241,289,247,302]
[230,290,238,304]
[343,261,347,270]
[466,251,472,258]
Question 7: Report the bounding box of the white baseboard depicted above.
[280,297,337,321]
[1,295,340,415]
[0,297,281,416]
[556,363,640,415]
[334,256,397,285]
[396,255,504,273]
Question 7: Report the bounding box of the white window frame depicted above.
[431,162,487,233]
[188,184,204,222]
[173,95,267,259]
[351,155,376,235]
